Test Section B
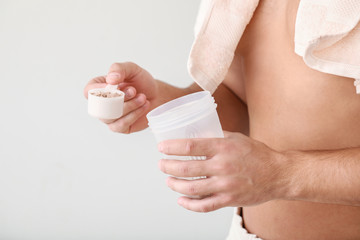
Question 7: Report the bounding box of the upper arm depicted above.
[212,52,249,134]
[222,51,247,104]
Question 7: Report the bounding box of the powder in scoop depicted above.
[91,91,122,98]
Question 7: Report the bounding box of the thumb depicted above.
[106,62,142,85]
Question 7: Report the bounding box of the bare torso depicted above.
[227,0,360,239]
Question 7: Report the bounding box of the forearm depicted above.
[283,148,360,206]
[153,80,191,106]
[213,83,249,134]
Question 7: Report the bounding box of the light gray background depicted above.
[0,1,233,239]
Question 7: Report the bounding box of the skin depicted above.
[84,0,360,239]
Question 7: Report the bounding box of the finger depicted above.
[159,159,212,177]
[122,86,137,101]
[158,138,221,157]
[177,194,230,213]
[166,177,216,197]
[99,93,145,124]
[122,94,146,116]
[107,100,150,133]
[106,62,142,85]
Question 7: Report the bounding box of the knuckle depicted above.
[214,161,232,175]
[184,140,195,155]
[222,194,234,206]
[199,205,209,213]
[199,203,215,213]
[109,62,126,76]
[219,179,233,191]
[228,194,236,204]
[187,182,198,195]
[210,202,217,212]
[125,61,140,70]
[110,62,121,70]
[218,140,234,153]
[125,61,141,75]
[179,163,190,176]
[125,61,136,67]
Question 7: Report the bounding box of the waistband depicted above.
[226,208,262,240]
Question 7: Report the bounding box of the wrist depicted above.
[154,80,195,103]
[277,150,307,201]
[183,82,203,95]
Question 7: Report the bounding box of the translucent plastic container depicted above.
[146,91,224,143]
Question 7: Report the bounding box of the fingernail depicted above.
[107,72,121,82]
[125,88,134,98]
[178,198,184,205]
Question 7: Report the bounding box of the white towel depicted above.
[188,0,360,94]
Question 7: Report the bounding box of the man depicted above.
[84,0,360,239]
